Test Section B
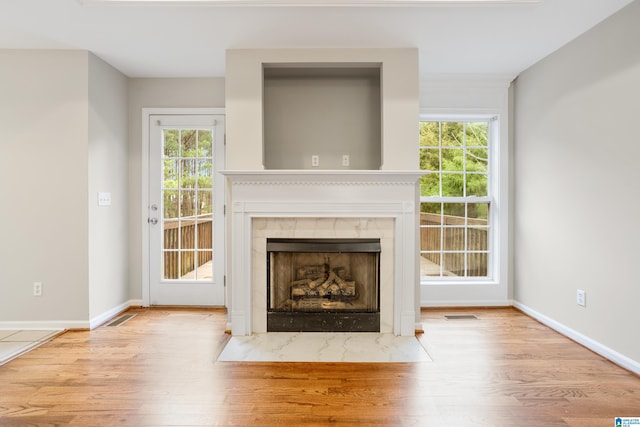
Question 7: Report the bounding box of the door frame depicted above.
[141,107,225,306]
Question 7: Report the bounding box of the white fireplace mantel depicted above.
[221,170,424,336]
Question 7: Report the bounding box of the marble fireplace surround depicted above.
[222,170,423,337]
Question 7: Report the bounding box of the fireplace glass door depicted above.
[267,238,380,332]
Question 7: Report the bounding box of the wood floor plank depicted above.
[0,307,638,426]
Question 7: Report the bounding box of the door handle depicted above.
[148,218,158,225]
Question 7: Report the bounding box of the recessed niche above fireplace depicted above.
[267,238,381,332]
[263,64,382,170]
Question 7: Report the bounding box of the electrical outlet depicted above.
[311,155,319,167]
[33,282,42,297]
[576,289,586,307]
[342,154,350,167]
[98,192,111,206]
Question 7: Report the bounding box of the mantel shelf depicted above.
[220,170,426,185]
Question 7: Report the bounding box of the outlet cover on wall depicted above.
[577,289,586,307]
[98,192,112,206]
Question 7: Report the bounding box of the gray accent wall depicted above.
[0,50,129,327]
[88,53,129,323]
[126,78,225,301]
[513,0,640,366]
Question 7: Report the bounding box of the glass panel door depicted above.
[149,114,224,305]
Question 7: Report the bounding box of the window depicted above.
[419,118,494,280]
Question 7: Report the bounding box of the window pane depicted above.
[180,190,196,217]
[420,221,441,252]
[180,129,197,157]
[465,122,488,147]
[181,250,196,278]
[443,227,464,251]
[468,227,488,251]
[198,220,213,249]
[182,222,195,249]
[421,253,441,277]
[420,147,440,171]
[421,202,441,215]
[441,122,464,147]
[443,203,465,218]
[441,148,464,172]
[164,159,178,183]
[468,203,489,221]
[163,190,178,219]
[443,252,463,276]
[181,159,196,188]
[466,174,488,197]
[442,174,464,197]
[420,173,440,197]
[198,130,213,157]
[163,251,179,280]
[198,159,213,188]
[466,147,488,172]
[163,130,179,157]
[419,122,440,147]
[197,251,213,279]
[467,253,488,277]
[163,222,178,249]
[197,190,213,215]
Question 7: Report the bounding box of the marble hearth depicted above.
[222,170,423,336]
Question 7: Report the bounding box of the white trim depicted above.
[0,299,143,330]
[222,170,422,336]
[81,0,539,6]
[89,299,142,329]
[0,321,86,330]
[421,299,511,307]
[141,108,225,307]
[514,301,640,376]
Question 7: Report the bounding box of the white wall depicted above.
[513,0,640,371]
[0,50,90,327]
[127,78,225,300]
[419,74,512,307]
[88,53,129,324]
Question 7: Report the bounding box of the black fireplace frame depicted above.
[266,238,381,332]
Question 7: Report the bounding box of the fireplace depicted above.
[267,238,381,332]
[221,170,423,336]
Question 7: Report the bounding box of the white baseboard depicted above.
[513,301,640,376]
[0,299,143,331]
[89,299,142,329]
[421,299,512,307]
[0,320,87,330]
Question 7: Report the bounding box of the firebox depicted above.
[267,238,381,332]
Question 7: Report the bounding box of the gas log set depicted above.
[280,259,358,311]
[267,238,381,332]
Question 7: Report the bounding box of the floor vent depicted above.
[444,314,478,320]
[105,314,136,327]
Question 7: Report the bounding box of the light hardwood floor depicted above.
[0,307,638,426]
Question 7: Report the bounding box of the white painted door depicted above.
[148,114,225,305]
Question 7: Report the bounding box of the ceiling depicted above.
[0,0,635,79]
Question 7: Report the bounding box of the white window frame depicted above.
[419,114,500,285]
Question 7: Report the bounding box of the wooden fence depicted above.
[163,214,213,279]
[420,212,488,277]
